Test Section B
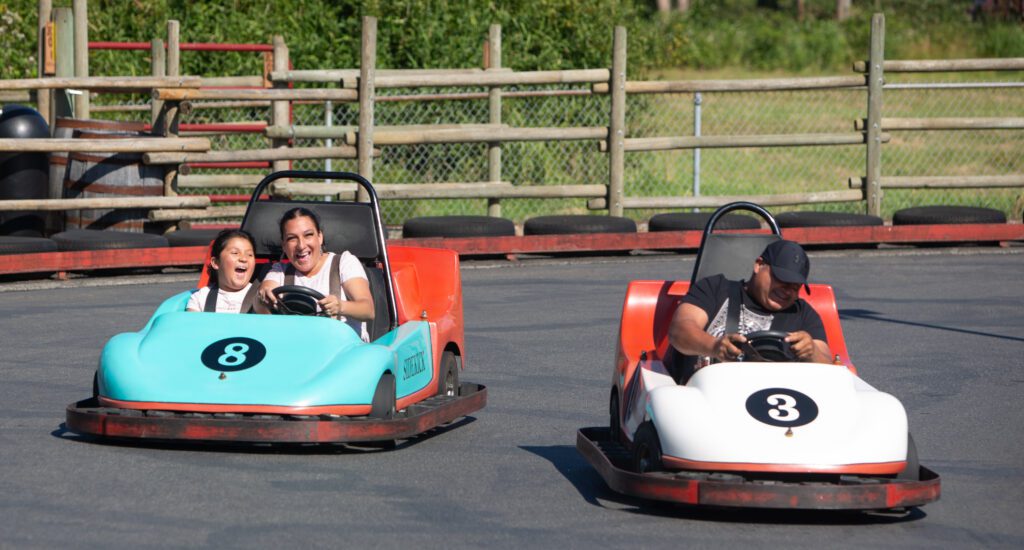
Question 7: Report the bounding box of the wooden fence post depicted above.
[357,16,378,201]
[271,35,290,178]
[72,0,89,119]
[37,0,52,126]
[865,13,885,217]
[150,39,165,125]
[608,26,627,218]
[487,24,502,217]
[52,7,73,121]
[162,20,182,198]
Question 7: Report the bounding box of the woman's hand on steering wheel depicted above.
[318,294,343,318]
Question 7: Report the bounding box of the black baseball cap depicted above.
[760,240,810,291]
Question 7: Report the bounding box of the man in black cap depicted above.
[667,240,831,383]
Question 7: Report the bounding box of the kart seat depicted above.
[364,266,391,341]
[240,199,395,333]
[690,202,781,285]
[691,233,780,284]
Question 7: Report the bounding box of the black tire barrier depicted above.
[50,229,169,252]
[0,105,50,237]
[648,212,761,232]
[0,236,58,255]
[775,211,884,228]
[892,206,1007,225]
[524,215,637,235]
[166,228,221,248]
[402,215,515,238]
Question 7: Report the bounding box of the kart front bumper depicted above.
[66,383,486,444]
[576,426,940,511]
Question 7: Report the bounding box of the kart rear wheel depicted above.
[631,421,664,474]
[437,351,460,397]
[897,434,920,481]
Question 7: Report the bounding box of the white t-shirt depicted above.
[265,251,369,341]
[186,283,254,314]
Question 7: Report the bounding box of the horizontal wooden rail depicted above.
[149,205,247,222]
[0,91,34,102]
[271,68,505,83]
[853,58,1024,73]
[0,76,201,91]
[0,138,210,153]
[144,145,371,165]
[265,123,506,140]
[347,126,607,146]
[344,68,611,89]
[592,75,866,94]
[177,174,265,189]
[619,190,862,209]
[848,175,1024,189]
[153,88,359,102]
[854,117,1024,131]
[200,76,266,87]
[600,133,883,153]
[272,181,607,201]
[0,196,209,211]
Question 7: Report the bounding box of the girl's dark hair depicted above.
[210,229,255,266]
[278,207,323,238]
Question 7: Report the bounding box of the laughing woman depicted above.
[256,207,375,341]
[187,229,258,313]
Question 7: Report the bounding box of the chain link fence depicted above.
[81,69,1023,225]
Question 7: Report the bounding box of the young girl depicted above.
[186,229,258,314]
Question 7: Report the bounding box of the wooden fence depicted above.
[3,6,1023,226]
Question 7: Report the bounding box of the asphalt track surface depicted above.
[1,247,1022,548]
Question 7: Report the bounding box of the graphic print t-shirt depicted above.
[670,274,828,378]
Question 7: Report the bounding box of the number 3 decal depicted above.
[745,388,818,427]
[201,337,266,372]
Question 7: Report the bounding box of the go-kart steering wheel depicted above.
[739,330,797,362]
[271,285,325,316]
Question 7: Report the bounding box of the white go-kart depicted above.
[577,202,940,511]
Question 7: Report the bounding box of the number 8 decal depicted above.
[201,337,266,372]
[746,388,818,427]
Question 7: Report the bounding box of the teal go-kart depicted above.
[66,171,486,445]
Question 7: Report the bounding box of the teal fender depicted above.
[99,292,435,408]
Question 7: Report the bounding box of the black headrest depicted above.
[240,199,380,261]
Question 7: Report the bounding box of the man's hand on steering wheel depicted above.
[711,333,747,363]
[785,330,816,361]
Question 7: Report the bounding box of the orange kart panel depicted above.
[614,280,855,399]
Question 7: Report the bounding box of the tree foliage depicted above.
[0,0,1021,80]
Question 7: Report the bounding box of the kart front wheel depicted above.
[631,421,664,474]
[897,434,920,481]
[609,390,621,442]
[370,373,396,419]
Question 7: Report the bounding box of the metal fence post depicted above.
[487,24,502,217]
[865,13,885,217]
[693,91,702,209]
[608,26,627,218]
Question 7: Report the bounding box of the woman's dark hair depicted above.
[210,229,255,267]
[278,207,323,238]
